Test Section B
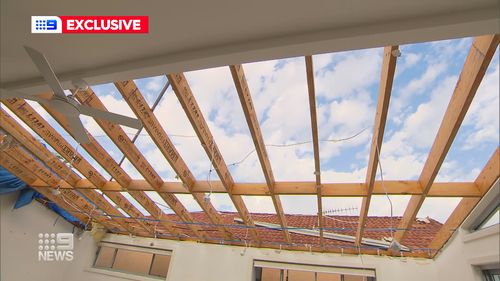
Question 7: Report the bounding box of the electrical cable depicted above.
[227,127,369,168]
[58,210,438,253]
[23,94,397,248]
[55,142,97,228]
[375,143,394,238]
[65,209,430,232]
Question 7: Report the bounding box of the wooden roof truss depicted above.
[0,34,498,258]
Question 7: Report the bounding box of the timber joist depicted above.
[0,34,498,257]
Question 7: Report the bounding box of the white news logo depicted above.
[31,16,62,33]
[38,233,74,261]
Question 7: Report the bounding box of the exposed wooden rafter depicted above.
[428,148,499,257]
[394,35,499,243]
[72,88,203,239]
[0,151,89,224]
[168,73,261,243]
[48,179,481,197]
[230,64,291,243]
[355,46,398,245]
[0,150,123,232]
[39,101,158,235]
[115,79,234,240]
[0,105,152,234]
[0,34,496,257]
[1,146,144,234]
[305,56,324,247]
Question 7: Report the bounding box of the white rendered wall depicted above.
[0,192,75,281]
[0,192,125,281]
[79,234,438,281]
[1,191,499,281]
[434,226,500,281]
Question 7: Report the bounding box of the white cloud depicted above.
[462,63,499,149]
[391,63,446,117]
[382,75,457,160]
[145,76,164,92]
[402,63,446,96]
[417,197,462,223]
[315,48,382,99]
[368,195,411,217]
[435,160,480,182]
[402,52,422,69]
[322,167,367,182]
[317,92,374,160]
[242,196,277,214]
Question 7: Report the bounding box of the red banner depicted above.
[59,16,148,33]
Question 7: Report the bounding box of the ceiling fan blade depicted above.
[24,46,67,100]
[78,105,142,129]
[65,113,91,144]
[20,95,51,105]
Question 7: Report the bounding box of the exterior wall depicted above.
[0,191,125,281]
[0,192,74,281]
[434,226,500,281]
[87,234,438,281]
[2,191,498,281]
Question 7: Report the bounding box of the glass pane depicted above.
[288,270,315,281]
[94,246,115,268]
[344,275,367,281]
[112,249,153,275]
[149,254,171,277]
[479,207,500,229]
[317,272,342,281]
[262,267,281,281]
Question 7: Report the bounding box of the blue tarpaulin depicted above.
[14,188,38,209]
[32,192,82,224]
[0,166,28,194]
[0,166,83,226]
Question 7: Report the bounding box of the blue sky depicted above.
[6,37,498,222]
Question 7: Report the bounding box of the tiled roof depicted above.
[140,212,442,251]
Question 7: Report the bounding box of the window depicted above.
[254,261,376,281]
[483,269,500,281]
[477,205,499,230]
[94,243,172,279]
[112,249,154,274]
[462,180,499,232]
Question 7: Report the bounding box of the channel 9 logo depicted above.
[31,16,62,33]
[38,233,74,261]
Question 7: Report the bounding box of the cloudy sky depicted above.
[8,37,499,223]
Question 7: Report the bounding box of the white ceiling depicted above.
[1,0,498,93]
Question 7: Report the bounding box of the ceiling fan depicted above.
[0,46,142,144]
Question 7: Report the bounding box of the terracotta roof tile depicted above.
[133,212,441,251]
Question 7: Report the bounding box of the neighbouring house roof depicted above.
[131,212,441,253]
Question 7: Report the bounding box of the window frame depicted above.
[482,269,500,281]
[93,242,172,279]
[476,204,500,230]
[253,260,376,281]
[462,179,500,232]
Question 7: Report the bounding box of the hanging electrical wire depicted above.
[65,209,431,232]
[375,143,395,237]
[54,142,107,231]
[227,127,369,168]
